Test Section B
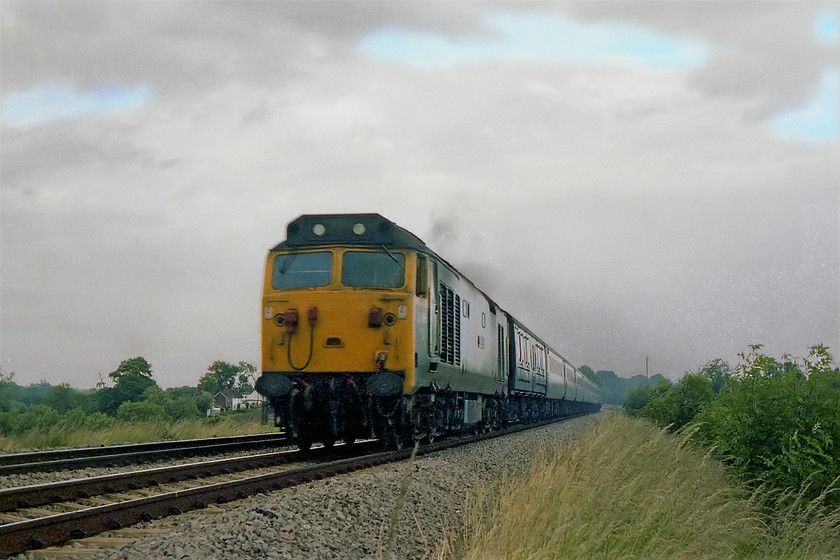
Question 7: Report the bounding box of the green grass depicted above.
[0,411,274,450]
[445,414,840,559]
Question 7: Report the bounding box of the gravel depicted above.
[76,413,605,560]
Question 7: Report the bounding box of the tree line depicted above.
[0,357,257,437]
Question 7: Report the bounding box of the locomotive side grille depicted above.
[440,284,461,366]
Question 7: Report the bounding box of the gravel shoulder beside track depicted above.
[74,413,605,560]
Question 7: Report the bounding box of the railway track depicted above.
[0,432,292,476]
[0,417,580,557]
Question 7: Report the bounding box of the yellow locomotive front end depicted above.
[256,214,423,449]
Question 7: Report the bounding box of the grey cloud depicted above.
[1,1,837,388]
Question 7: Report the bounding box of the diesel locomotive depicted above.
[255,214,601,449]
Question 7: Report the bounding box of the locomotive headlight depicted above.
[264,306,273,320]
[313,223,326,236]
[353,223,365,235]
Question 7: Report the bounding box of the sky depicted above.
[1,1,838,389]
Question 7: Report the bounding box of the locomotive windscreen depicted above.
[341,251,406,288]
[272,251,332,289]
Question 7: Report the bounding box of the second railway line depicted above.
[1,415,591,557]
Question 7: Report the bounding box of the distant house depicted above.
[241,390,264,409]
[214,388,243,410]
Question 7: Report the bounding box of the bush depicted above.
[692,345,840,504]
[116,401,169,423]
[641,372,714,431]
[164,395,201,420]
[623,378,671,416]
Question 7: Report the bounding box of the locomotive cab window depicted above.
[341,251,405,288]
[272,251,333,289]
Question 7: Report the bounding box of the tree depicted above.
[583,367,669,405]
[698,359,733,394]
[197,360,257,395]
[42,383,92,414]
[102,357,153,385]
[237,361,257,394]
[167,386,213,415]
[579,365,596,382]
[96,357,159,414]
[0,369,14,412]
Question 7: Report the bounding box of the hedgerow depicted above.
[631,345,840,505]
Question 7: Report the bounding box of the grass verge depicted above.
[446,414,840,559]
[0,412,273,450]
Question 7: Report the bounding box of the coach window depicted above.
[416,255,428,297]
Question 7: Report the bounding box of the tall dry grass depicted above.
[0,415,273,450]
[446,414,840,559]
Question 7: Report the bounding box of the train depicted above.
[255,214,601,449]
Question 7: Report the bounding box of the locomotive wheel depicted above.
[294,430,313,451]
[388,428,404,451]
[289,387,314,451]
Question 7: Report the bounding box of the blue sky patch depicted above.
[771,68,839,143]
[359,12,710,70]
[814,11,840,44]
[3,84,152,129]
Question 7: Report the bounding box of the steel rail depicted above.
[0,432,292,475]
[0,415,590,557]
[0,441,379,513]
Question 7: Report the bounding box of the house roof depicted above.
[215,388,243,399]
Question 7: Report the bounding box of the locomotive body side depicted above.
[413,257,507,399]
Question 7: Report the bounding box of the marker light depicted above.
[284,308,299,333]
[368,307,383,328]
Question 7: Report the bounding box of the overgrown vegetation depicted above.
[450,414,840,560]
[0,357,269,449]
[627,345,840,506]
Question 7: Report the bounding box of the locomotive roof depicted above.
[271,213,432,252]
